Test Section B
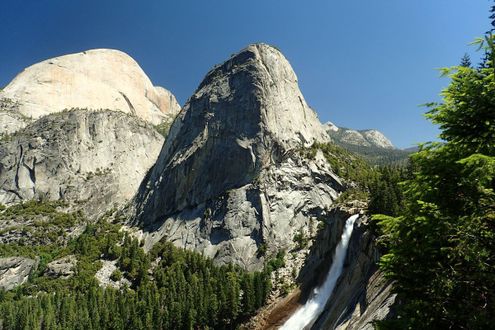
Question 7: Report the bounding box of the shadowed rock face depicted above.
[132,44,338,270]
[245,210,396,329]
[134,43,330,224]
[0,49,180,129]
[0,109,164,219]
[313,216,396,330]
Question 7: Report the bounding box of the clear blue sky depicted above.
[0,1,490,148]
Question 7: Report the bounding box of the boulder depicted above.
[44,255,77,279]
[0,257,37,291]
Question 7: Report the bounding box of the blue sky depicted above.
[0,0,489,148]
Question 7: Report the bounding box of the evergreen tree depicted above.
[460,53,472,67]
[375,28,495,330]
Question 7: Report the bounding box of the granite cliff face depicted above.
[0,257,37,291]
[245,207,395,330]
[0,49,181,218]
[0,110,164,219]
[132,43,339,270]
[0,49,180,134]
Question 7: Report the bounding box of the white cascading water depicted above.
[280,214,359,330]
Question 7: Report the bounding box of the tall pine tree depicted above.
[375,5,495,328]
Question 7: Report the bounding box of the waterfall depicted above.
[280,214,359,330]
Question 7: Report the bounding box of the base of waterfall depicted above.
[281,214,360,330]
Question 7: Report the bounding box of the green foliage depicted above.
[335,142,412,166]
[426,69,495,155]
[308,142,377,187]
[266,250,286,273]
[257,242,267,257]
[293,229,308,250]
[334,187,368,205]
[0,201,86,256]
[376,33,495,329]
[304,141,409,213]
[153,120,172,137]
[460,53,472,67]
[0,218,272,329]
[368,165,409,217]
[110,269,123,282]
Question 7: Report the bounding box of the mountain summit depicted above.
[323,123,395,149]
[0,49,180,126]
[132,43,339,269]
[0,49,181,218]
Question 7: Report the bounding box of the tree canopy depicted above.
[374,29,495,330]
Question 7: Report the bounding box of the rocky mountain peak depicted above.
[0,48,180,126]
[359,129,394,149]
[134,43,329,225]
[130,44,339,270]
[191,43,329,147]
[325,125,395,149]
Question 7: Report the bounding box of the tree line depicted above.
[0,218,273,329]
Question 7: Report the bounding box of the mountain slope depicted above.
[323,122,411,165]
[0,49,183,218]
[0,110,164,219]
[131,43,341,270]
[0,44,396,329]
[0,49,180,132]
[323,123,394,149]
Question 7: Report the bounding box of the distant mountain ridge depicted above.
[323,122,394,149]
[323,122,413,165]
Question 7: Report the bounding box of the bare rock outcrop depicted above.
[131,44,339,270]
[0,257,37,291]
[95,260,130,289]
[325,125,394,149]
[360,129,394,149]
[0,49,180,129]
[44,255,77,279]
[0,98,33,136]
[0,109,164,218]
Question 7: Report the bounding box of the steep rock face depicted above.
[246,208,358,329]
[0,110,164,218]
[340,129,371,147]
[313,216,396,330]
[243,207,395,329]
[0,257,37,291]
[0,98,33,136]
[0,49,180,127]
[132,44,337,270]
